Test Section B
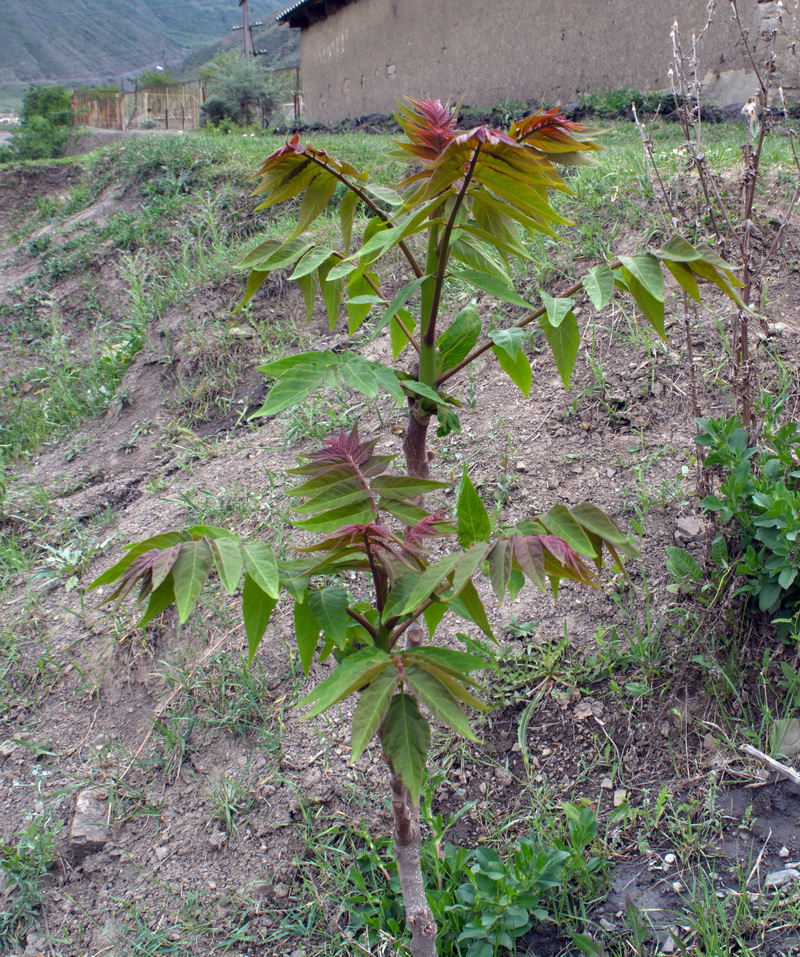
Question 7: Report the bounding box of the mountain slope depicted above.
[0,0,289,108]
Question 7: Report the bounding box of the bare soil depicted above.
[2,162,800,957]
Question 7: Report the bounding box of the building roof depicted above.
[277,0,358,29]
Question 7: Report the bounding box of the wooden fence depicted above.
[72,69,303,130]
[71,81,205,131]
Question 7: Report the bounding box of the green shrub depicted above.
[2,85,74,162]
[696,415,800,630]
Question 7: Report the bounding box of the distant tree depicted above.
[198,52,276,127]
[138,68,176,89]
[0,85,73,163]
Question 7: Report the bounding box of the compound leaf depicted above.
[380,693,430,803]
[350,667,401,762]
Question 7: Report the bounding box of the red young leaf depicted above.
[395,97,459,162]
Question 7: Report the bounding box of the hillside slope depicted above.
[0,0,288,108]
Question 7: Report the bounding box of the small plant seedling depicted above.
[91,98,744,955]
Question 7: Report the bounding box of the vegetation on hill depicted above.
[0,0,290,110]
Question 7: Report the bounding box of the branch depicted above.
[740,743,800,787]
[435,259,623,387]
[346,606,377,638]
[306,153,424,278]
[425,143,483,348]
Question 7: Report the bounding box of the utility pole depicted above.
[239,0,255,58]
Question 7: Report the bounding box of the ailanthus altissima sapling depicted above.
[92,98,743,956]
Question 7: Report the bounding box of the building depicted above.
[277,0,799,124]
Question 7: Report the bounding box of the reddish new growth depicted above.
[298,426,377,470]
[395,96,459,162]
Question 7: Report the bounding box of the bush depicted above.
[1,85,74,162]
[198,52,277,127]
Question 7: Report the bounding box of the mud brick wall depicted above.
[293,0,799,123]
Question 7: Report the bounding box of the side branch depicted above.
[436,258,623,387]
[307,154,424,279]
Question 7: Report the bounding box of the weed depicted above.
[0,811,60,950]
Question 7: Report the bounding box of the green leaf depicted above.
[453,268,536,309]
[378,276,428,329]
[382,553,463,621]
[308,585,350,647]
[364,183,404,206]
[450,235,511,283]
[664,260,702,303]
[422,601,448,640]
[300,647,391,716]
[457,466,491,547]
[404,665,478,740]
[569,503,640,558]
[242,542,279,599]
[239,270,269,306]
[542,504,597,558]
[138,576,176,628]
[294,598,321,675]
[293,174,338,237]
[379,498,432,526]
[488,327,524,360]
[171,540,213,623]
[239,238,313,272]
[539,307,580,388]
[451,542,492,595]
[293,501,377,533]
[209,537,244,595]
[372,476,450,500]
[350,667,401,762]
[252,355,329,418]
[620,253,664,302]
[488,539,513,600]
[437,303,481,374]
[492,342,532,397]
[289,244,334,281]
[318,257,344,329]
[540,291,575,328]
[583,263,614,310]
[617,265,665,338]
[402,646,493,677]
[347,272,379,335]
[665,545,704,583]
[447,580,495,640]
[243,574,278,663]
[390,307,415,359]
[653,234,702,263]
[379,693,430,803]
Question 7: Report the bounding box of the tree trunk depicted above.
[403,404,431,480]
[388,767,437,957]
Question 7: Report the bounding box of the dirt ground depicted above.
[2,157,800,957]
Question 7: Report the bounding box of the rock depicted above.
[154,846,169,862]
[515,461,527,472]
[771,718,800,759]
[764,868,800,888]
[273,882,290,899]
[600,777,614,790]
[675,515,705,542]
[208,830,228,851]
[779,846,790,859]
[495,768,513,787]
[69,788,110,858]
[613,789,627,807]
